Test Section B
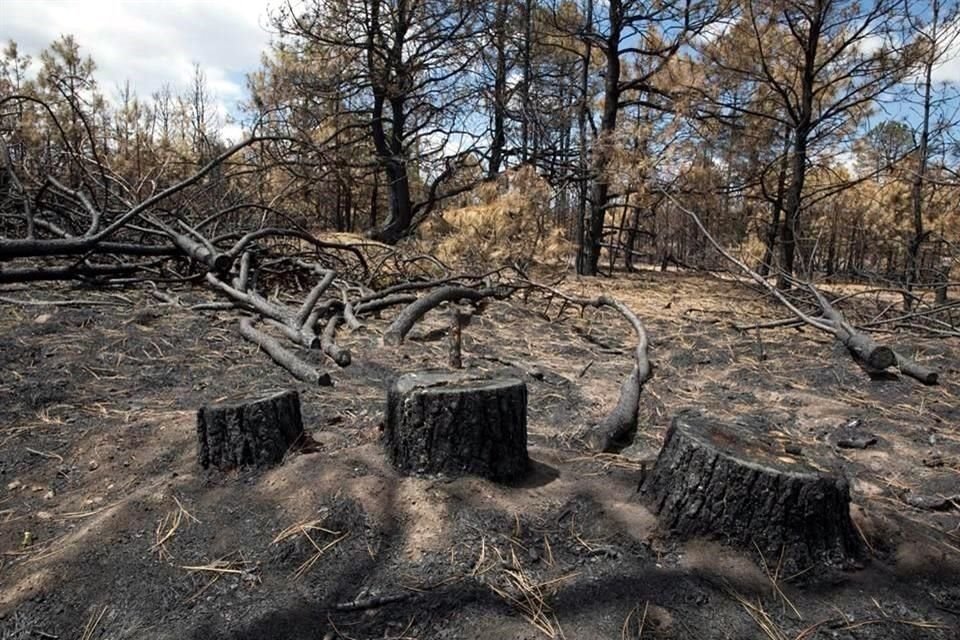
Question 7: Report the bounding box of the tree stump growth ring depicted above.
[197,389,305,469]
[385,371,529,481]
[640,411,861,571]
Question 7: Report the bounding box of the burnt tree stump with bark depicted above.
[640,411,861,571]
[197,389,305,469]
[385,371,529,481]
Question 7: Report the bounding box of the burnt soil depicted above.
[1,272,958,640]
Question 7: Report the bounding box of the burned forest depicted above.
[1,0,959,639]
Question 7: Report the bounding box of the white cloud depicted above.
[857,34,886,56]
[692,18,734,47]
[0,0,275,135]
[931,20,960,84]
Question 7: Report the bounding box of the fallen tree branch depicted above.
[342,291,363,331]
[520,281,651,452]
[0,136,287,262]
[296,266,336,328]
[224,227,368,274]
[321,315,351,367]
[0,262,142,283]
[587,295,652,452]
[809,286,895,370]
[382,286,506,346]
[660,189,941,385]
[894,354,939,385]
[147,214,233,274]
[205,272,291,322]
[265,317,321,350]
[238,317,331,386]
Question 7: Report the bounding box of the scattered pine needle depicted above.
[80,605,108,640]
[25,447,64,463]
[487,546,575,639]
[272,518,348,579]
[621,601,648,640]
[727,588,789,640]
[152,494,200,560]
[754,543,802,621]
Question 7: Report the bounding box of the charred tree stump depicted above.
[640,411,861,571]
[385,372,529,481]
[197,390,305,469]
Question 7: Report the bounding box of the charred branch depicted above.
[661,189,941,385]
[238,317,332,386]
[382,286,509,346]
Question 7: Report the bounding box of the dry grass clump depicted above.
[418,166,571,269]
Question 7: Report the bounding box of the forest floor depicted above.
[1,270,959,640]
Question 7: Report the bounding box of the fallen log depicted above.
[810,286,895,370]
[295,267,336,327]
[147,215,233,274]
[894,353,939,385]
[0,263,142,283]
[321,315,351,366]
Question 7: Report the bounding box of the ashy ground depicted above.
[1,272,958,640]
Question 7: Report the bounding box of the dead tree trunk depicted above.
[385,372,529,481]
[640,411,862,572]
[197,389,305,469]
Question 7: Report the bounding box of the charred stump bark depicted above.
[197,389,305,469]
[385,372,529,481]
[640,411,861,572]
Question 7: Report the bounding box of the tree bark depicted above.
[758,129,791,277]
[385,371,529,481]
[574,0,594,276]
[579,0,622,276]
[487,0,508,179]
[640,411,862,572]
[904,0,940,310]
[197,389,305,469]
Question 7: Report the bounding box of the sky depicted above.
[1,0,958,146]
[0,0,276,141]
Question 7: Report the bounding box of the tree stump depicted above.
[385,371,529,481]
[197,389,304,469]
[640,411,861,571]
